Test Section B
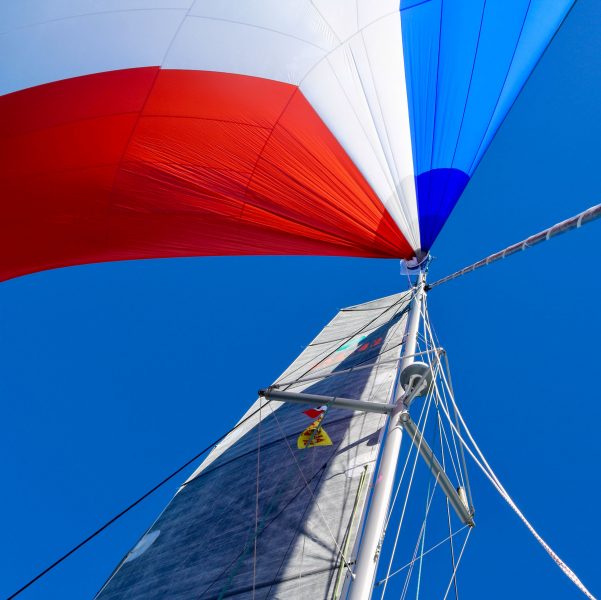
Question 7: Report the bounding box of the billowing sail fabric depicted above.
[400,0,574,250]
[0,1,573,280]
[96,292,412,599]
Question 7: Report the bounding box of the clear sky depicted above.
[1,1,600,599]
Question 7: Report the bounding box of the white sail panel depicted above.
[96,291,412,599]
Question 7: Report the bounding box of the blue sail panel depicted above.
[400,0,575,252]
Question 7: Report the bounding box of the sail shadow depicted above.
[96,296,410,600]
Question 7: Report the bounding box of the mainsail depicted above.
[96,292,413,599]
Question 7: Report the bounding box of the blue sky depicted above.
[1,1,600,598]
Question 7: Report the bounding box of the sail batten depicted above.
[97,291,412,599]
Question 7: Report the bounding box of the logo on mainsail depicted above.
[297,417,332,449]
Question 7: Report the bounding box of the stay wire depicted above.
[375,525,469,586]
[399,416,444,600]
[398,475,439,600]
[6,400,271,600]
[379,371,439,598]
[427,202,601,289]
[423,301,472,507]
[438,412,460,600]
[441,529,472,600]
[422,315,597,600]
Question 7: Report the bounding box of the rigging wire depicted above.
[379,392,434,599]
[413,482,430,600]
[421,310,598,600]
[399,416,448,600]
[419,307,469,600]
[422,296,473,510]
[427,202,601,289]
[375,525,469,586]
[398,477,439,600]
[379,335,442,598]
[5,400,272,600]
[441,529,472,600]
[438,413,460,600]
[267,402,356,575]
[441,350,474,511]
[419,300,466,495]
[378,299,474,599]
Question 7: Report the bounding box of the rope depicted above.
[441,529,472,600]
[438,413,460,600]
[428,202,601,289]
[421,311,598,600]
[417,319,466,600]
[400,477,439,600]
[397,484,433,600]
[375,526,469,586]
[414,486,428,600]
[379,359,441,597]
[7,401,272,600]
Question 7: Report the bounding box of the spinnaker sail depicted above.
[96,292,412,599]
[0,1,574,281]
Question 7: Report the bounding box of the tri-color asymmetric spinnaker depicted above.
[1,2,598,599]
[0,1,574,278]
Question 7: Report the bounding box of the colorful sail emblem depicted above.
[297,418,332,449]
[303,406,326,419]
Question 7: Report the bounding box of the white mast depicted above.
[349,272,425,600]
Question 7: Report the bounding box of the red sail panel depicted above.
[0,68,412,281]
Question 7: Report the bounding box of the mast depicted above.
[349,272,425,599]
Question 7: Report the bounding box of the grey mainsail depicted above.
[97,291,412,599]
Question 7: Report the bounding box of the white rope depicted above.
[422,310,598,600]
[382,358,440,534]
[380,316,447,599]
[441,529,472,600]
[437,413,460,600]
[379,390,435,599]
[419,322,466,600]
[419,306,467,493]
[376,525,469,585]
[398,475,440,600]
